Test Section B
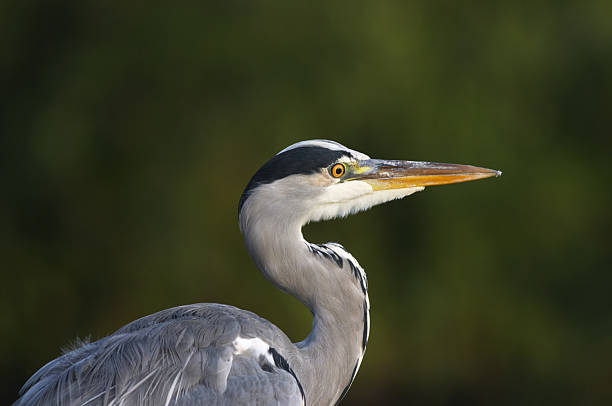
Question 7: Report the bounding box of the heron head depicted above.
[238,140,500,229]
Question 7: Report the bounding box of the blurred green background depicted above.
[2,1,611,405]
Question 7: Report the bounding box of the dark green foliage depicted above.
[2,1,611,404]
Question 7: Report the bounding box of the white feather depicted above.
[307,180,423,223]
[232,336,274,366]
[277,140,370,161]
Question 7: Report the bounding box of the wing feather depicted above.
[14,304,303,406]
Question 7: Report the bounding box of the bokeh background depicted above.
[2,1,611,405]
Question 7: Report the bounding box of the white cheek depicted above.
[304,171,336,187]
[306,182,424,223]
[318,180,374,204]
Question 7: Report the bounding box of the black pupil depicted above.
[335,166,342,175]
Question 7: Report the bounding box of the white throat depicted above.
[238,177,422,405]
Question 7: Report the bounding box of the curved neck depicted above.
[240,207,369,406]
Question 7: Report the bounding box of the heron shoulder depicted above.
[15,303,304,406]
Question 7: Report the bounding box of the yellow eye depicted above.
[330,163,345,178]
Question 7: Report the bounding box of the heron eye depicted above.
[330,163,346,178]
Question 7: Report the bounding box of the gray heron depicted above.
[15,139,500,406]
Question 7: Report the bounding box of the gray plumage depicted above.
[15,140,500,406]
[17,304,304,405]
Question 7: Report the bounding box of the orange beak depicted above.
[349,159,501,190]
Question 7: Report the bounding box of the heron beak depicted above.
[349,159,501,190]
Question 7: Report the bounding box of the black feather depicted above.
[239,146,347,213]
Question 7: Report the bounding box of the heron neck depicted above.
[297,290,369,406]
[241,213,369,406]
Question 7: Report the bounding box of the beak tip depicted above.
[495,170,502,177]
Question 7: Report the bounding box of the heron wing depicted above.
[15,304,304,406]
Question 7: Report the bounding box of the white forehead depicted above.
[277,139,370,160]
